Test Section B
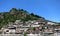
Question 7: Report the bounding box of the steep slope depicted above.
[0,8,45,28]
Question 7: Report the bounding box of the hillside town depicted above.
[0,19,60,36]
[0,8,60,36]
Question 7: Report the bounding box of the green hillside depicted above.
[0,8,45,29]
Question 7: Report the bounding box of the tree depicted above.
[30,13,35,16]
[20,9,24,11]
[24,32,27,36]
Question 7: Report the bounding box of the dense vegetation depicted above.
[0,8,44,29]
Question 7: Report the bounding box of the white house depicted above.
[26,33,42,36]
[31,24,40,27]
[47,21,55,25]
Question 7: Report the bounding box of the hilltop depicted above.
[0,8,45,28]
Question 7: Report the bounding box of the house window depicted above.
[6,30,9,32]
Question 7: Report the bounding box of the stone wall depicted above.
[0,33,59,36]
